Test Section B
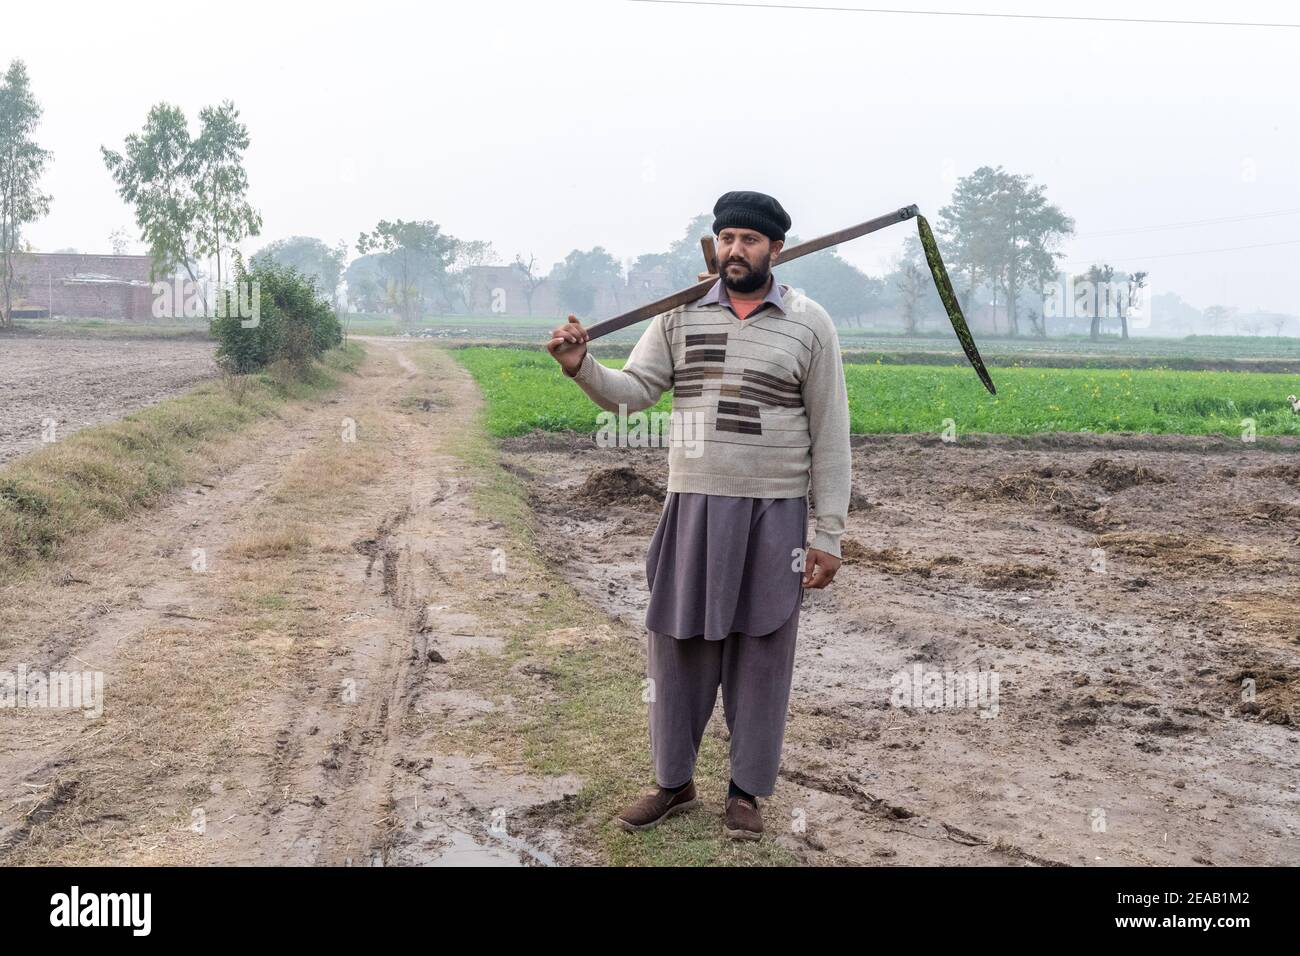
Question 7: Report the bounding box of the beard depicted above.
[721,256,771,294]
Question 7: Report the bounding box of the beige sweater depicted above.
[567,283,851,558]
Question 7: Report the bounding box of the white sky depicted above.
[6,0,1299,313]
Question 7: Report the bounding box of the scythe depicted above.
[572,204,996,395]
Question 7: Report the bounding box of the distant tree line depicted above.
[4,55,1285,342]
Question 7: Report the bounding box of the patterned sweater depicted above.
[568,280,851,558]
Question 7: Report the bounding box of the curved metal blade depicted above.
[916,214,997,396]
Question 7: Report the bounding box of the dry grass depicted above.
[228,521,316,559]
[960,470,1085,507]
[0,344,363,573]
[1091,531,1279,569]
[1211,590,1300,641]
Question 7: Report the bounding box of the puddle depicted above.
[429,830,524,867]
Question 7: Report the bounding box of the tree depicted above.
[1203,304,1234,336]
[1025,307,1044,337]
[443,238,497,313]
[0,60,52,328]
[884,235,932,334]
[252,236,347,310]
[991,171,1073,336]
[894,260,926,336]
[191,101,261,288]
[343,253,386,314]
[103,100,262,295]
[940,166,1073,336]
[938,169,1001,315]
[513,253,547,316]
[552,247,622,317]
[777,239,882,326]
[1075,263,1116,341]
[356,219,456,324]
[1073,263,1147,340]
[103,104,196,284]
[1122,270,1148,339]
[657,213,714,287]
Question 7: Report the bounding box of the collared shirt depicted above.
[696,274,789,321]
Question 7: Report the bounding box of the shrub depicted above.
[210,257,343,376]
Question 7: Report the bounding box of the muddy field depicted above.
[0,337,217,465]
[505,432,1300,865]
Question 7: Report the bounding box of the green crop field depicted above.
[841,362,1300,435]
[454,346,1300,438]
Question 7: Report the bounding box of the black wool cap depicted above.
[712,190,792,243]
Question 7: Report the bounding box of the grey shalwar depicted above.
[643,491,807,796]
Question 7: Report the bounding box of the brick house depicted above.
[8,252,156,321]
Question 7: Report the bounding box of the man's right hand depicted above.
[547,314,589,377]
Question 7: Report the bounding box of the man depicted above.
[547,190,851,840]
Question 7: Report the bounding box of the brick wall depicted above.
[9,253,156,321]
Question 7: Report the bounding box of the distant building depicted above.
[626,264,675,298]
[464,264,557,316]
[9,252,155,321]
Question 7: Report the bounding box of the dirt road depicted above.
[0,341,587,865]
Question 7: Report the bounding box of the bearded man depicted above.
[547,190,850,840]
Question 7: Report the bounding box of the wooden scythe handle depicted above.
[570,204,919,344]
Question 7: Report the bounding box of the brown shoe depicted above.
[615,781,698,832]
[724,796,764,840]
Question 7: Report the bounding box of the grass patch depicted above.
[0,343,364,572]
[454,347,669,436]
[228,520,315,559]
[6,317,213,340]
[453,346,1300,438]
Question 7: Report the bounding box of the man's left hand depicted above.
[803,549,841,589]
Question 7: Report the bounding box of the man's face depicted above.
[717,227,783,294]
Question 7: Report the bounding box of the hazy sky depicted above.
[6,0,1299,313]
